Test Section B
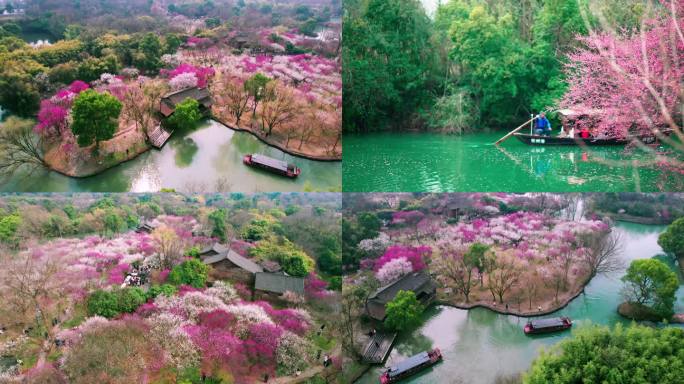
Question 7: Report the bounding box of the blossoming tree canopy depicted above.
[560,0,683,139]
[162,63,216,88]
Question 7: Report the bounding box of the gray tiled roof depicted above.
[200,242,230,256]
[366,271,436,321]
[254,272,304,295]
[202,250,264,274]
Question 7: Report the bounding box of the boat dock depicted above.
[148,124,172,149]
[362,332,397,364]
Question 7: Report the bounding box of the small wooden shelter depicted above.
[365,271,437,321]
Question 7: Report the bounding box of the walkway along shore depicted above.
[212,116,342,162]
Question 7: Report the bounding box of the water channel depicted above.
[343,132,683,192]
[1,120,341,192]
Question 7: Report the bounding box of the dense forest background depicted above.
[343,0,656,133]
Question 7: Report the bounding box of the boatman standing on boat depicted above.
[535,112,552,136]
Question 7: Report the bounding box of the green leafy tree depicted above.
[208,208,228,242]
[164,33,182,54]
[249,238,315,277]
[244,73,271,115]
[525,324,684,384]
[0,73,40,116]
[168,259,209,288]
[146,284,178,300]
[103,210,126,235]
[205,17,221,28]
[658,217,684,258]
[70,89,123,150]
[0,213,22,246]
[166,98,201,130]
[621,259,678,319]
[137,33,163,71]
[241,218,270,241]
[77,55,120,82]
[86,290,120,318]
[342,0,438,132]
[63,24,82,40]
[464,242,494,287]
[357,212,381,239]
[116,287,146,313]
[384,290,423,331]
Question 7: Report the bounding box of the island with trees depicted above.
[341,193,684,383]
[0,192,344,383]
[0,0,341,189]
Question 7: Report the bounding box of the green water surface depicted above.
[343,132,684,192]
[356,222,684,384]
[1,120,341,192]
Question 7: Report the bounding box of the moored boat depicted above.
[524,317,572,335]
[379,348,442,383]
[243,154,301,178]
[513,133,633,146]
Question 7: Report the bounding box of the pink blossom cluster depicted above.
[376,257,414,285]
[374,245,431,272]
[228,53,340,106]
[391,210,425,225]
[186,36,212,49]
[134,285,314,377]
[161,64,216,88]
[35,99,68,137]
[435,211,609,262]
[560,1,684,138]
[304,274,333,300]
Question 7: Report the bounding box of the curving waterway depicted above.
[343,132,684,192]
[356,222,684,384]
[1,120,341,192]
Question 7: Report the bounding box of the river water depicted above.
[356,222,684,384]
[1,120,341,192]
[343,132,683,192]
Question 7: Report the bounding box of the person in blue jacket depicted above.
[535,112,552,136]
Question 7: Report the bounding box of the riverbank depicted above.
[213,115,341,162]
[591,210,673,225]
[434,271,591,318]
[43,124,150,178]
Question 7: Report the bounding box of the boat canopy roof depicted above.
[530,317,565,329]
[557,107,601,117]
[388,351,430,378]
[251,154,290,172]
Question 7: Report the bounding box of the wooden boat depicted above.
[243,154,301,178]
[379,348,442,383]
[524,317,572,335]
[513,133,634,146]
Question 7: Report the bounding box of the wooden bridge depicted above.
[148,124,172,149]
[361,332,397,364]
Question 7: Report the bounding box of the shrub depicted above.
[168,259,209,288]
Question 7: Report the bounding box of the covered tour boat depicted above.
[524,317,572,335]
[513,133,634,146]
[379,348,442,384]
[243,154,301,178]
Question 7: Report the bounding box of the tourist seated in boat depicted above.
[535,112,552,136]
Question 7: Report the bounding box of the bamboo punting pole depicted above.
[494,116,538,145]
